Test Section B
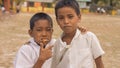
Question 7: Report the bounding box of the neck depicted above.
[64,29,77,37]
[62,29,77,45]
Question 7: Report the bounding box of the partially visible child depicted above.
[1,5,5,14]
[51,0,105,68]
[14,12,55,68]
[16,3,20,13]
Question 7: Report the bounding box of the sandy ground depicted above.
[0,13,120,68]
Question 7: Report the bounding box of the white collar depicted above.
[59,29,81,47]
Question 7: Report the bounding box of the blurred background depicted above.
[0,0,120,15]
[0,0,120,68]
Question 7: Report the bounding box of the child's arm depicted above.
[33,58,46,68]
[88,32,105,68]
[33,43,53,68]
[95,56,104,68]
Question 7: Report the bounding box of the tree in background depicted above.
[97,1,105,7]
[110,0,120,9]
[92,0,120,9]
[91,0,120,13]
[116,1,120,9]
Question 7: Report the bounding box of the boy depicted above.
[14,12,55,68]
[51,0,105,68]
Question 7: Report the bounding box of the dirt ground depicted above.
[0,13,120,68]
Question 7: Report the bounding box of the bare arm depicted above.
[33,43,53,68]
[33,58,46,68]
[95,56,104,68]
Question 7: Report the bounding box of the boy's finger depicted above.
[40,42,44,50]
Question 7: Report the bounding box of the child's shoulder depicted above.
[19,41,34,52]
[82,31,96,38]
[16,42,34,56]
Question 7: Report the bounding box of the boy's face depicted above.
[56,7,81,34]
[29,19,53,46]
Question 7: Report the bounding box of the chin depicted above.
[64,29,73,32]
[64,31,72,34]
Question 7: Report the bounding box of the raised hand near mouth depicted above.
[33,42,53,68]
[39,42,53,60]
[41,39,49,48]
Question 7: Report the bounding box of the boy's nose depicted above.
[64,18,69,24]
[42,31,47,36]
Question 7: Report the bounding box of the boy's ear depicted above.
[52,28,54,33]
[78,14,81,23]
[78,14,81,19]
[28,29,33,37]
[56,17,60,25]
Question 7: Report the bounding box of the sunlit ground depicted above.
[0,12,120,68]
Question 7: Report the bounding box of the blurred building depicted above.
[21,0,54,12]
[76,0,91,13]
[76,0,91,8]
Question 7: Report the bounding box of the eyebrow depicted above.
[36,26,52,28]
[67,14,74,16]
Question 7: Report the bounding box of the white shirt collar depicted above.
[59,29,81,47]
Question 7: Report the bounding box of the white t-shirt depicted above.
[51,29,105,68]
[14,38,56,68]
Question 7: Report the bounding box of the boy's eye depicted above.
[36,29,42,31]
[46,28,52,31]
[68,15,74,19]
[57,16,64,20]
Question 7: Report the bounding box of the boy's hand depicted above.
[33,42,53,68]
[39,42,53,61]
[78,26,87,34]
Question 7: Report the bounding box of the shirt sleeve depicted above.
[90,33,105,59]
[14,45,34,68]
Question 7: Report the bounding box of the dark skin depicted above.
[78,26,87,34]
[61,28,104,68]
[57,6,104,68]
[33,42,53,68]
[62,29,76,45]
[62,26,87,45]
[95,56,104,68]
[33,28,86,68]
[29,19,53,68]
[29,19,87,68]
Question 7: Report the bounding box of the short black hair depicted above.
[55,0,80,17]
[30,12,53,30]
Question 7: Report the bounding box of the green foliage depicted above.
[97,1,105,6]
[115,1,120,9]
[94,0,120,9]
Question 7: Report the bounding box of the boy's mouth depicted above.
[40,38,49,48]
[64,26,72,28]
